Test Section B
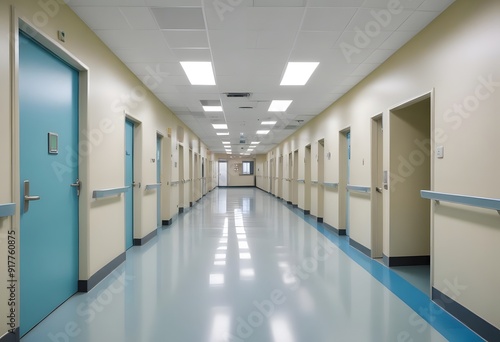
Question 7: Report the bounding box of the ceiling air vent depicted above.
[225,92,251,98]
[239,106,253,109]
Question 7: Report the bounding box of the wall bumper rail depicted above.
[0,203,16,217]
[323,182,339,189]
[346,185,371,193]
[93,186,130,199]
[145,183,162,190]
[421,190,500,214]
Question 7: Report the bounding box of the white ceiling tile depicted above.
[71,7,130,30]
[302,8,357,31]
[112,47,177,63]
[253,0,305,7]
[152,7,205,30]
[172,49,213,61]
[294,31,342,50]
[334,30,391,60]
[205,7,304,31]
[418,0,455,12]
[256,31,296,50]
[119,7,159,30]
[163,30,209,49]
[398,11,441,31]
[95,30,166,49]
[69,0,147,6]
[362,0,426,10]
[208,30,259,50]
[345,9,413,31]
[147,0,202,6]
[351,63,379,76]
[125,62,185,76]
[364,49,396,64]
[308,0,364,7]
[378,30,418,49]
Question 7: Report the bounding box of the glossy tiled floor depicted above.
[22,188,482,342]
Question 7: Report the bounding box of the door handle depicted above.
[376,187,383,193]
[24,180,41,213]
[70,178,81,196]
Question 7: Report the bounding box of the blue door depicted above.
[157,135,162,227]
[19,32,79,336]
[346,132,351,236]
[125,120,134,249]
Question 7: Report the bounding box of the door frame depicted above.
[387,91,435,282]
[338,127,351,235]
[156,133,163,228]
[11,12,90,332]
[371,114,384,258]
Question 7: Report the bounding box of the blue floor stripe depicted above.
[281,201,484,342]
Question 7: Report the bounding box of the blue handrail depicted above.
[0,203,16,217]
[347,185,371,193]
[421,190,500,213]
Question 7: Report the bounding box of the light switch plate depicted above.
[436,146,444,159]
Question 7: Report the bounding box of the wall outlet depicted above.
[58,30,65,42]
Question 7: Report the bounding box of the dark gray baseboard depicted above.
[432,287,500,341]
[322,222,346,236]
[133,229,157,246]
[349,238,371,257]
[1,328,19,342]
[78,252,126,292]
[383,254,430,267]
[286,201,292,205]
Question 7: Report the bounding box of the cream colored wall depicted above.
[255,155,267,191]
[216,156,256,187]
[0,1,213,336]
[263,0,500,329]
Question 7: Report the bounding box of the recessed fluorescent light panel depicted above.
[212,124,228,129]
[256,130,270,135]
[251,142,260,145]
[222,141,230,145]
[269,100,292,112]
[180,62,216,85]
[261,121,277,125]
[203,106,223,112]
[217,132,229,136]
[280,62,319,86]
